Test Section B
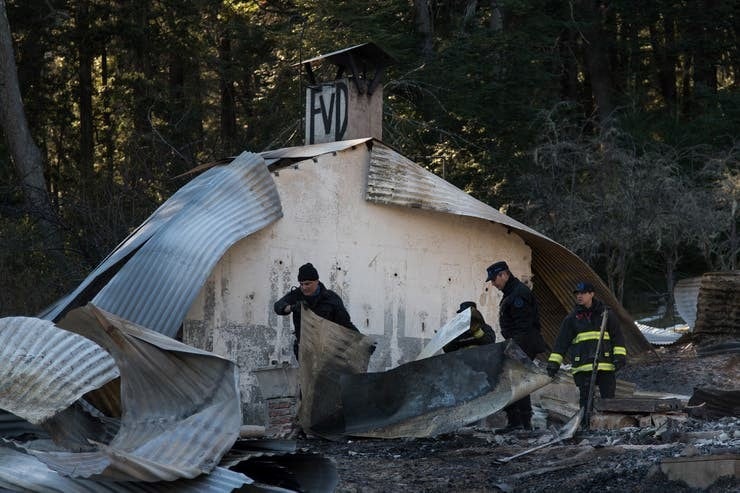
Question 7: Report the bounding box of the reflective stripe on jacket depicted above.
[548,299,626,374]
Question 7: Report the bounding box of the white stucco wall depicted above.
[184,145,532,423]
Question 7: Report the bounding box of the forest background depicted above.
[0,0,737,321]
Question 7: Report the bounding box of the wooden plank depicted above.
[589,413,639,430]
[595,397,683,413]
[638,413,688,428]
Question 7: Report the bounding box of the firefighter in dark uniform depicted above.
[274,262,358,358]
[443,301,496,353]
[487,261,547,431]
[546,281,627,408]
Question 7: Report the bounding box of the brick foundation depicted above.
[266,396,299,438]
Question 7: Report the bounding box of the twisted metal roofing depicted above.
[41,152,283,338]
[366,142,653,356]
[674,276,701,329]
[16,304,243,482]
[0,317,118,424]
[0,446,251,492]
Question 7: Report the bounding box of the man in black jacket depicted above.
[546,281,627,408]
[274,262,358,358]
[487,261,547,431]
[443,301,496,353]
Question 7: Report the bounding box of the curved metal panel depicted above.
[19,304,243,482]
[0,316,118,424]
[674,276,702,329]
[0,446,251,492]
[43,152,283,338]
[341,341,549,438]
[367,143,653,356]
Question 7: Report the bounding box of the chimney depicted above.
[298,43,395,145]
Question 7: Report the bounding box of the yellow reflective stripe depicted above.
[548,353,563,364]
[572,331,612,344]
[472,328,484,339]
[572,362,616,374]
[613,346,627,356]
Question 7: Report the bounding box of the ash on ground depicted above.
[302,341,739,492]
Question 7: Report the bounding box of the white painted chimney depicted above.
[298,43,395,144]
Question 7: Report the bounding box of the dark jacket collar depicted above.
[502,275,519,297]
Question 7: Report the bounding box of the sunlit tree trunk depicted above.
[0,0,61,250]
[648,12,677,109]
[219,35,237,154]
[76,0,95,186]
[101,47,115,183]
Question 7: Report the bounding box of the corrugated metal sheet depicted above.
[0,410,46,438]
[262,138,372,167]
[674,276,702,329]
[636,323,686,345]
[341,341,551,438]
[14,304,242,482]
[694,271,740,337]
[297,307,375,438]
[367,142,654,357]
[42,152,283,338]
[0,316,118,424]
[415,308,472,360]
[0,446,251,492]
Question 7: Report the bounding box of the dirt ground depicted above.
[300,340,740,492]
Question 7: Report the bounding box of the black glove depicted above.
[614,355,626,371]
[546,361,559,378]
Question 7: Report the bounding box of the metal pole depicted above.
[584,309,609,429]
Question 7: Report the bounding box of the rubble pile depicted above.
[306,340,739,492]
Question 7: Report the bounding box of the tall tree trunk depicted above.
[219,35,237,154]
[101,47,115,185]
[414,0,434,60]
[76,0,95,187]
[490,0,502,31]
[648,13,677,109]
[0,0,62,250]
[559,27,579,101]
[663,247,679,323]
[577,0,614,126]
[692,0,718,95]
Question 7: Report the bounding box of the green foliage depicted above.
[0,0,738,315]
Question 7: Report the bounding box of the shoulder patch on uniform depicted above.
[513,297,525,308]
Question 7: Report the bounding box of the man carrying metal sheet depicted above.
[443,301,496,353]
[274,262,358,359]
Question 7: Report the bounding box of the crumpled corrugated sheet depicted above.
[415,308,471,360]
[41,151,283,339]
[0,445,251,492]
[0,316,118,424]
[1,304,243,484]
[339,341,550,438]
[297,306,376,438]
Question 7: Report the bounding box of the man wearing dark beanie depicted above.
[274,262,358,358]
